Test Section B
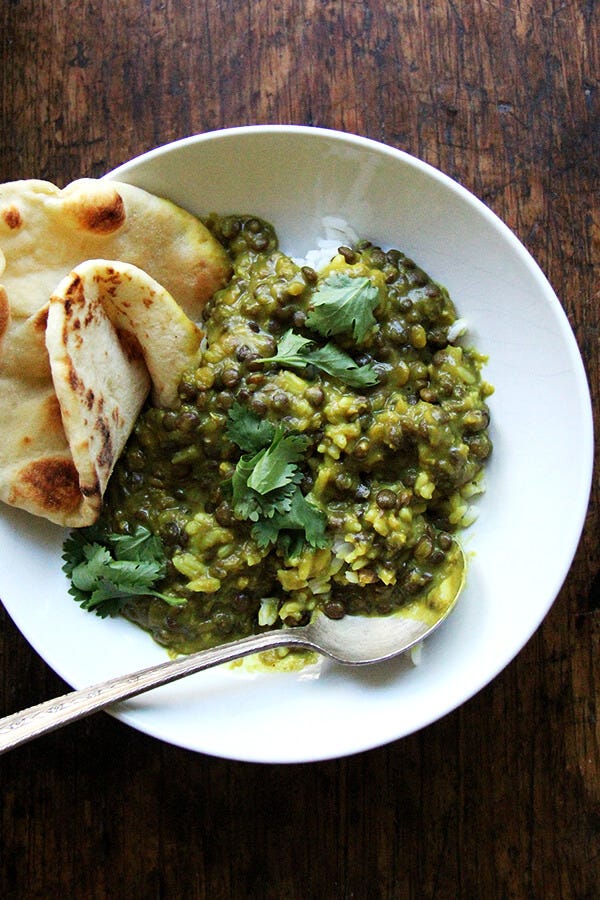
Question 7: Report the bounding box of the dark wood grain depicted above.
[1,1,598,897]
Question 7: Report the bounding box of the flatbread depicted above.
[0,178,230,321]
[0,177,229,527]
[0,260,203,527]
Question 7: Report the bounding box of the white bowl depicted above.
[0,126,593,762]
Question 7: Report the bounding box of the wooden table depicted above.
[1,2,598,897]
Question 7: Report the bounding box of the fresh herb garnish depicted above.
[305,273,380,342]
[225,401,277,454]
[256,328,379,387]
[225,403,328,550]
[62,524,185,618]
[229,425,306,522]
[252,488,328,558]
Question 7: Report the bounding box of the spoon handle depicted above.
[0,629,313,754]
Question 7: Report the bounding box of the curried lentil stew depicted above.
[77,215,493,656]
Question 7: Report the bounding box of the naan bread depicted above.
[0,177,230,527]
[0,260,203,527]
[0,178,230,321]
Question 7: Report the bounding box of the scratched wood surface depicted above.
[0,1,598,897]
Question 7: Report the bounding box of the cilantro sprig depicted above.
[252,489,329,559]
[62,524,185,618]
[256,329,379,387]
[230,426,306,522]
[225,403,327,553]
[305,273,380,342]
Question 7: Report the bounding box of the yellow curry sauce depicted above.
[102,216,493,654]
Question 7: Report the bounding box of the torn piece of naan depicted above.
[0,260,203,527]
[0,177,231,321]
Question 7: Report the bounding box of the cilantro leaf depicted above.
[252,488,328,555]
[247,428,309,494]
[62,523,106,568]
[229,425,307,521]
[62,525,185,618]
[230,454,260,518]
[306,273,380,342]
[227,408,308,520]
[226,401,276,453]
[305,342,379,387]
[231,454,297,522]
[256,329,379,387]
[225,405,327,551]
[109,528,166,563]
[265,328,314,359]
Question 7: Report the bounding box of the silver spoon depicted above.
[0,545,465,754]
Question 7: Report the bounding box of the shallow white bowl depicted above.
[0,126,593,763]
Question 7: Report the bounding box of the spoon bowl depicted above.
[0,545,465,754]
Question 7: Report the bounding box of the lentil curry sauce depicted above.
[103,216,493,655]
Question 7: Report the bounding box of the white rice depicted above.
[292,217,360,272]
[447,317,469,342]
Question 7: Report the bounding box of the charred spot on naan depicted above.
[64,183,127,235]
[62,273,87,316]
[10,457,84,514]
[1,205,22,230]
[84,387,95,410]
[32,305,49,333]
[94,414,115,471]
[67,362,85,395]
[97,264,123,286]
[116,327,144,364]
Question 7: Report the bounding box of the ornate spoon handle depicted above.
[0,629,313,754]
